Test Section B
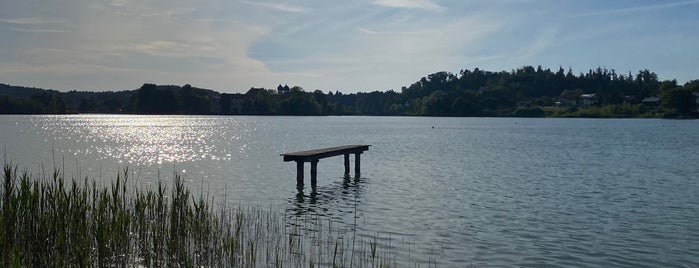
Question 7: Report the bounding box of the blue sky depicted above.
[1,0,698,93]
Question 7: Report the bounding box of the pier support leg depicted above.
[354,153,361,178]
[310,160,318,192]
[344,154,350,177]
[296,161,304,190]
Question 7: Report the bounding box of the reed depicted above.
[0,163,401,267]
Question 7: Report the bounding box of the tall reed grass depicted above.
[0,164,399,267]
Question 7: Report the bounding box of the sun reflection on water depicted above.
[35,115,242,165]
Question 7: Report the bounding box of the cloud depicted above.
[1,17,68,34]
[0,0,278,92]
[239,1,309,13]
[372,0,444,11]
[356,16,503,61]
[9,28,68,33]
[3,0,696,92]
[109,0,130,7]
[128,40,223,57]
[256,15,505,91]
[0,17,63,25]
[517,27,558,61]
[358,27,422,35]
[574,0,699,17]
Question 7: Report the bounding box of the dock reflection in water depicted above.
[283,176,398,267]
[288,176,365,220]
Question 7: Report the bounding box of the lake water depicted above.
[1,115,698,267]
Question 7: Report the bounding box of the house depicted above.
[580,94,597,107]
[641,96,661,109]
[556,92,597,107]
[557,90,581,106]
[219,88,266,114]
[245,87,265,99]
[277,84,290,95]
[555,96,578,106]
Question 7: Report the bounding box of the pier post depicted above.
[310,160,318,191]
[282,145,370,189]
[354,153,361,178]
[344,154,350,177]
[296,161,304,189]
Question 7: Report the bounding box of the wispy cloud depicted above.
[574,0,699,17]
[516,27,558,60]
[239,1,309,13]
[1,17,68,34]
[109,0,130,7]
[114,39,226,58]
[9,27,69,33]
[258,15,505,91]
[358,27,422,35]
[2,0,698,91]
[0,17,63,25]
[372,0,444,11]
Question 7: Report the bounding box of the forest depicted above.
[1,66,698,118]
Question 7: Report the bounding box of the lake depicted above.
[1,115,698,267]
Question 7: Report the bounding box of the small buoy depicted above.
[432,126,435,129]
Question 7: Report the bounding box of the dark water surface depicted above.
[2,115,698,267]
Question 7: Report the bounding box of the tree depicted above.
[219,93,233,114]
[661,88,697,115]
[636,69,659,98]
[450,91,482,116]
[421,90,449,116]
[684,80,699,92]
[279,90,321,115]
[178,84,212,114]
[312,90,327,109]
[559,89,583,100]
[133,83,178,114]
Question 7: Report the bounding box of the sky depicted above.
[1,0,698,93]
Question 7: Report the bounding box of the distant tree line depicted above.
[0,92,72,114]
[392,66,698,117]
[1,66,698,117]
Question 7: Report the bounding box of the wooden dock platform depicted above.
[281,145,370,191]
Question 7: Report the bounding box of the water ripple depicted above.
[1,115,699,267]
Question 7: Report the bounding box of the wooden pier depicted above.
[281,145,370,191]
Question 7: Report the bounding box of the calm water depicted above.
[1,115,698,267]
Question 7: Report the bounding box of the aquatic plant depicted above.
[0,163,401,267]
